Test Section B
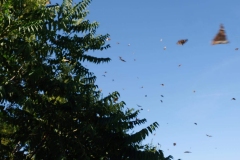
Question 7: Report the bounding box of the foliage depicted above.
[0,0,173,159]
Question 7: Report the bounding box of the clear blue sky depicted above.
[53,0,240,159]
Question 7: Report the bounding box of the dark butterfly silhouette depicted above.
[232,98,236,100]
[113,98,118,103]
[173,143,176,146]
[177,39,188,45]
[137,104,142,107]
[206,134,212,137]
[119,57,126,62]
[212,24,229,45]
[194,123,197,125]
[161,95,164,97]
[184,151,191,153]
[235,48,238,50]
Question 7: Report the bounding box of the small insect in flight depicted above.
[212,24,229,45]
[137,104,142,107]
[232,98,236,100]
[177,39,188,45]
[119,57,126,62]
[194,123,197,125]
[206,134,212,137]
[173,143,176,146]
[161,84,164,86]
[184,151,191,153]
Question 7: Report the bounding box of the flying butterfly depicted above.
[212,24,229,45]
[136,104,142,107]
[119,57,126,62]
[177,39,188,45]
[206,134,212,137]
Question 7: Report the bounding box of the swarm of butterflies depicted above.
[105,24,236,156]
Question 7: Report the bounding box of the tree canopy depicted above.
[0,0,173,159]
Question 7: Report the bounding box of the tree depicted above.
[0,0,173,159]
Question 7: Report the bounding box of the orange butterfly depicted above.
[212,24,229,45]
[177,39,188,45]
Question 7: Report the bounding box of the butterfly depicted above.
[232,98,236,100]
[113,98,118,103]
[184,151,191,153]
[119,57,126,62]
[173,143,176,146]
[206,134,212,137]
[177,39,188,45]
[136,104,142,107]
[194,123,197,125]
[212,24,229,45]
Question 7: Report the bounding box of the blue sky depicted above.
[53,0,240,159]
